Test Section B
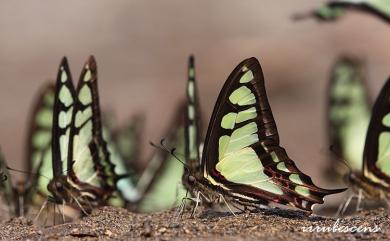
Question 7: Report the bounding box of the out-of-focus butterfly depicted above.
[181,56,346,214]
[294,0,390,23]
[327,59,390,213]
[0,83,54,217]
[46,56,138,214]
[135,103,188,212]
[326,57,371,181]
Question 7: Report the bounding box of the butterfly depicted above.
[0,83,55,217]
[135,103,188,212]
[327,59,390,212]
[182,57,346,213]
[294,0,390,22]
[326,57,371,181]
[46,56,126,213]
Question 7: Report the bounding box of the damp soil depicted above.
[0,206,388,241]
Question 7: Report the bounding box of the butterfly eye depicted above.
[55,181,63,190]
[188,175,196,185]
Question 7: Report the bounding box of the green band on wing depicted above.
[84,70,92,82]
[376,132,390,176]
[189,68,195,79]
[221,112,237,130]
[236,107,257,123]
[276,162,289,172]
[59,86,73,107]
[295,186,310,197]
[78,85,92,105]
[289,174,304,185]
[240,70,254,83]
[382,113,390,127]
[188,105,195,120]
[58,108,73,128]
[229,86,256,106]
[216,147,283,195]
[75,107,92,128]
[221,122,259,158]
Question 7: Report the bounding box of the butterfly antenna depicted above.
[149,138,189,172]
[6,165,52,181]
[329,144,353,176]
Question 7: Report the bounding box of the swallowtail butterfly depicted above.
[182,56,346,213]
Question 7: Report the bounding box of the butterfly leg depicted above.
[356,189,363,212]
[61,200,66,223]
[69,192,88,216]
[190,191,201,218]
[53,202,56,226]
[339,194,357,216]
[175,191,188,218]
[34,198,48,224]
[219,194,236,217]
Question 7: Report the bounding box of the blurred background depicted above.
[0,0,390,193]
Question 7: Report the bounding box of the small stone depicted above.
[105,230,113,236]
[158,227,167,233]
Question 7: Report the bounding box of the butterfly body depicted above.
[184,57,345,213]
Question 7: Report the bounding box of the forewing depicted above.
[363,78,390,187]
[201,57,345,211]
[68,56,116,195]
[185,55,202,172]
[52,57,76,178]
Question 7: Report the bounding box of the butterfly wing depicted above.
[327,57,371,174]
[67,56,117,201]
[362,78,390,187]
[184,55,203,177]
[200,57,345,212]
[52,57,76,180]
[25,83,55,203]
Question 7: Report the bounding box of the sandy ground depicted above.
[0,206,388,240]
